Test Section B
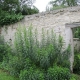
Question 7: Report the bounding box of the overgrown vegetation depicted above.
[47,0,79,11]
[0,10,24,26]
[0,69,19,80]
[0,0,39,26]
[73,52,80,75]
[0,35,10,62]
[47,66,71,80]
[73,49,80,75]
[73,27,80,75]
[50,5,67,10]
[73,27,80,39]
[70,74,80,80]
[0,26,72,80]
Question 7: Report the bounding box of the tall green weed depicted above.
[14,26,71,70]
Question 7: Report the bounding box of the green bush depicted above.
[21,5,39,15]
[19,68,44,80]
[47,66,71,80]
[8,56,34,77]
[8,56,23,77]
[0,35,9,62]
[73,53,80,74]
[0,10,24,26]
[70,74,80,80]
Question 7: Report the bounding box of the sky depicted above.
[34,0,54,12]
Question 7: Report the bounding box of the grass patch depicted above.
[0,69,19,80]
[71,74,80,80]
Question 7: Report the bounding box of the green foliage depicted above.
[66,0,77,6]
[47,0,78,11]
[51,5,67,10]
[47,66,71,80]
[0,35,5,61]
[1,25,71,79]
[14,26,70,70]
[0,69,19,80]
[73,53,80,74]
[73,27,80,39]
[70,74,80,80]
[0,0,37,14]
[0,0,19,13]
[0,0,39,26]
[0,35,10,62]
[8,56,34,77]
[21,5,39,15]
[0,10,24,26]
[73,27,80,75]
[0,35,11,70]
[8,56,23,77]
[19,68,44,80]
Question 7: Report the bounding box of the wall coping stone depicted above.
[24,6,80,20]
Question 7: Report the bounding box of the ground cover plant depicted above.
[73,50,80,75]
[0,69,19,80]
[0,26,73,80]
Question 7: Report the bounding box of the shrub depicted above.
[73,53,80,74]
[19,68,44,80]
[0,35,12,71]
[0,35,9,62]
[21,5,39,15]
[0,10,24,26]
[8,56,22,77]
[70,74,80,80]
[47,66,71,80]
[8,56,34,77]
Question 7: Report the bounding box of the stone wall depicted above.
[1,6,80,44]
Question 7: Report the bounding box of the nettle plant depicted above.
[6,25,71,79]
[14,26,71,69]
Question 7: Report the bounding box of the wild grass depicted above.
[0,69,19,80]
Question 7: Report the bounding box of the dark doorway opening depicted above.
[72,27,80,75]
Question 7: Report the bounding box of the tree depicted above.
[19,0,39,15]
[47,0,79,11]
[50,0,79,6]
[0,0,19,13]
[0,0,39,26]
[21,5,39,15]
[0,0,38,14]
[66,0,77,6]
[19,0,36,7]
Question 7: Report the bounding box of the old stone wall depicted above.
[1,6,80,44]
